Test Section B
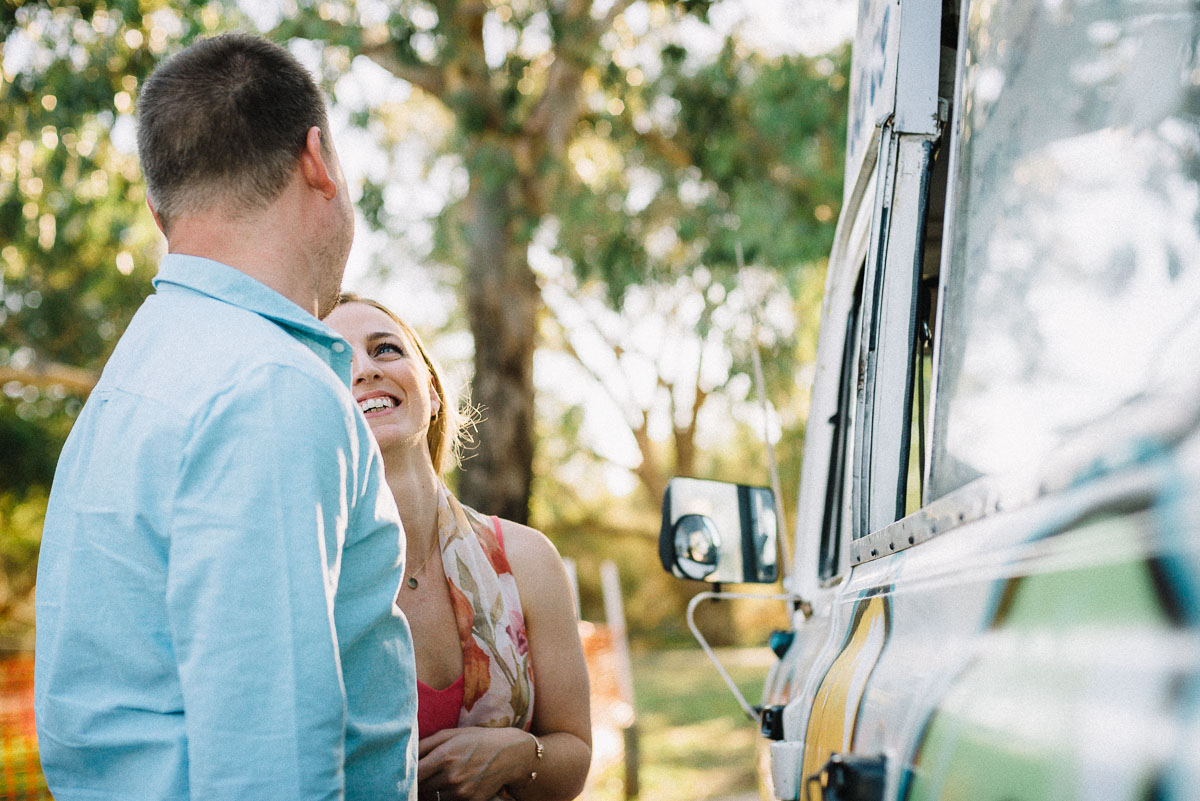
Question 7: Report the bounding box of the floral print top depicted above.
[434,484,534,731]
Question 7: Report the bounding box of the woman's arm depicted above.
[502,520,592,801]
[416,521,591,801]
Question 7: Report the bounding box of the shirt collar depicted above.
[152,254,352,382]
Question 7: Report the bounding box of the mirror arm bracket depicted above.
[686,590,808,723]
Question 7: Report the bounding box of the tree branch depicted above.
[522,0,614,153]
[630,409,667,502]
[544,286,669,499]
[673,378,707,477]
[361,41,448,98]
[0,361,97,395]
[640,129,696,169]
[550,311,641,429]
[522,55,584,154]
[453,4,510,133]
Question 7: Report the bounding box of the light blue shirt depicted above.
[35,255,417,800]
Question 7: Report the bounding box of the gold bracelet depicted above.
[528,732,544,783]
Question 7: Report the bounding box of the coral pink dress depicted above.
[417,674,464,738]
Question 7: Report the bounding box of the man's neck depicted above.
[164,202,321,318]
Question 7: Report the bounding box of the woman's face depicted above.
[324,302,441,452]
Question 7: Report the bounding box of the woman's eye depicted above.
[375,343,403,357]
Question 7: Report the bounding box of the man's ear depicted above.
[146,196,167,235]
[299,126,339,200]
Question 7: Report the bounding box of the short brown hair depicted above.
[328,293,475,478]
[136,33,330,228]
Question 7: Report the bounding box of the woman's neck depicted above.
[384,445,442,561]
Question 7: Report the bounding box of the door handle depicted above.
[809,753,886,801]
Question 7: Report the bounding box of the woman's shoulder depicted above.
[494,518,562,571]
[495,519,582,651]
[493,518,575,609]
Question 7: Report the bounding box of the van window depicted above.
[903,11,957,517]
[904,269,938,516]
[904,142,950,517]
[928,2,1200,500]
[820,274,865,581]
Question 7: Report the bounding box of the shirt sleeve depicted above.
[337,411,419,801]
[166,364,360,800]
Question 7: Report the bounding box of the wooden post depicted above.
[600,560,639,799]
[622,722,640,799]
[563,557,582,619]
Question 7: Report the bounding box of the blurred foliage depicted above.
[534,40,848,520]
[274,0,771,523]
[283,0,851,522]
[0,1,852,645]
[0,490,46,645]
[532,385,793,649]
[0,2,242,389]
[556,41,849,307]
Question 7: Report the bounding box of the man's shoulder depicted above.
[149,289,323,362]
[105,290,345,410]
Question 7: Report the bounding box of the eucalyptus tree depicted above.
[289,2,848,523]
[2,0,848,533]
[278,0,728,523]
[539,41,849,504]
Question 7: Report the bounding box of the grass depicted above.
[584,646,773,801]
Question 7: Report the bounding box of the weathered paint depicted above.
[802,594,892,790]
[845,0,898,201]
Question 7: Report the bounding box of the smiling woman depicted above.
[328,294,466,477]
[323,294,593,801]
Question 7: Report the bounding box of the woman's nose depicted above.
[351,355,381,384]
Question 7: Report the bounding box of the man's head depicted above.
[137,33,354,315]
[137,33,330,227]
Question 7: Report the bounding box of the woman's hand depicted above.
[417,726,534,801]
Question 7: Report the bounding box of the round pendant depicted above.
[407,577,419,589]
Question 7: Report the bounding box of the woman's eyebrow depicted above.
[365,331,399,343]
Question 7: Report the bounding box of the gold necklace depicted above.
[405,539,440,590]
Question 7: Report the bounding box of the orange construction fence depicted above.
[0,654,50,800]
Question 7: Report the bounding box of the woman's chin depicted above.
[373,423,431,455]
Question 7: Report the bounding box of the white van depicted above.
[657,1,1200,799]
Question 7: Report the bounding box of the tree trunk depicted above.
[457,174,540,525]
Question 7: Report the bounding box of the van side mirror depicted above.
[659,477,780,584]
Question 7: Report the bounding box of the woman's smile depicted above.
[357,391,401,417]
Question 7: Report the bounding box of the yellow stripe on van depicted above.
[802,594,891,797]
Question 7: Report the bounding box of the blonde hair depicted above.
[328,292,474,478]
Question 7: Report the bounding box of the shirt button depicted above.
[331,342,346,353]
